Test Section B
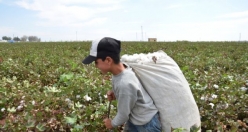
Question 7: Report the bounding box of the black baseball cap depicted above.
[82,37,121,64]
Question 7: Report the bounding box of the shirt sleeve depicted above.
[111,84,138,127]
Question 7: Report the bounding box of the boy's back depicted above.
[111,66,158,127]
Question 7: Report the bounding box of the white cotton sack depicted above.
[121,50,201,132]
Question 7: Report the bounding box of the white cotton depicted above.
[209,103,214,109]
[200,96,205,101]
[32,100,36,105]
[121,50,167,63]
[1,108,5,112]
[223,103,229,109]
[65,98,71,102]
[76,95,81,99]
[84,94,92,101]
[240,87,247,91]
[213,84,219,89]
[211,94,217,99]
[20,100,25,104]
[17,105,23,110]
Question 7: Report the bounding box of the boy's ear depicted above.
[105,56,113,64]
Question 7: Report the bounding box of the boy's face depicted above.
[95,58,110,74]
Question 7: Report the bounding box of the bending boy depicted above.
[82,37,161,132]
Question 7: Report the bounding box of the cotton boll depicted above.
[32,100,35,105]
[209,103,214,109]
[76,95,81,99]
[216,103,229,109]
[65,98,71,103]
[84,94,92,101]
[240,87,247,91]
[211,94,217,99]
[1,108,5,112]
[213,84,219,89]
[20,100,25,104]
[200,96,206,101]
[223,103,229,109]
[17,105,23,111]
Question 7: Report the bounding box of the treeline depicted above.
[2,35,41,42]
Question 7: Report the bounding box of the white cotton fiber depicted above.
[121,50,168,63]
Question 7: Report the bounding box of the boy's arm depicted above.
[111,93,137,127]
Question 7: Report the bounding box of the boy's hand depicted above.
[107,90,116,101]
[103,118,113,129]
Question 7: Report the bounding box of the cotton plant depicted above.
[1,41,247,131]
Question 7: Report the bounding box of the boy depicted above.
[82,37,161,132]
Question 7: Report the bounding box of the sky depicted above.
[0,0,248,42]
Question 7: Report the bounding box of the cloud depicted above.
[153,17,248,41]
[166,3,194,9]
[219,10,248,18]
[0,27,15,35]
[157,17,248,30]
[15,0,124,27]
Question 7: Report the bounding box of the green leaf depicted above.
[36,123,46,131]
[190,125,201,132]
[173,127,187,132]
[64,116,77,125]
[45,86,61,93]
[74,124,83,130]
[26,120,36,128]
[75,102,83,108]
[60,73,74,82]
[7,107,16,113]
[0,87,7,95]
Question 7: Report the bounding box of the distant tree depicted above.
[2,36,11,40]
[28,36,39,42]
[2,36,6,40]
[21,35,28,42]
[13,37,21,41]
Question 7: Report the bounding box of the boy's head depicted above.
[82,37,121,64]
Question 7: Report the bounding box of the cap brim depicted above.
[82,55,96,64]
